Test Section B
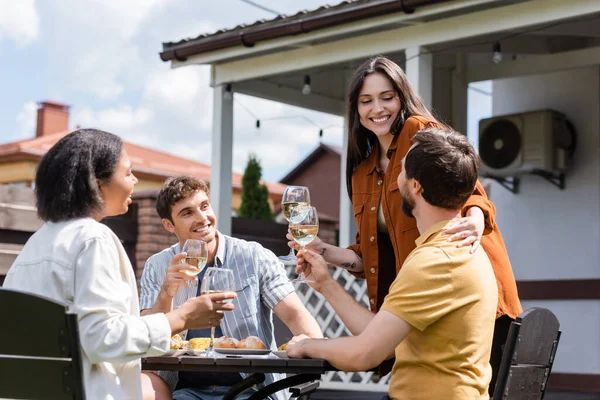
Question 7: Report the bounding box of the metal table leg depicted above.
[247,374,321,400]
[223,373,266,400]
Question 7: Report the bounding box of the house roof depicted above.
[279,143,341,184]
[159,0,450,62]
[0,131,285,195]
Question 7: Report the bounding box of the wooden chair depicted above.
[492,307,561,400]
[0,288,85,399]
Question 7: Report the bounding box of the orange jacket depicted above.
[347,116,522,318]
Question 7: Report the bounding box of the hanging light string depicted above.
[234,98,341,139]
[226,12,589,135]
[468,85,492,97]
[234,98,259,120]
[284,14,600,82]
[401,16,599,65]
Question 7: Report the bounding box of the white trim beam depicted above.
[467,45,600,83]
[406,47,433,109]
[338,120,355,248]
[213,0,600,85]
[452,54,468,135]
[211,84,234,236]
[234,80,345,116]
[171,0,500,68]
[338,70,355,248]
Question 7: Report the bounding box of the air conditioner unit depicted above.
[478,109,575,177]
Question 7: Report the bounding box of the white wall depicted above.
[491,66,600,374]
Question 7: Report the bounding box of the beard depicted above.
[400,187,415,218]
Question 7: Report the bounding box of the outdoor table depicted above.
[142,353,336,400]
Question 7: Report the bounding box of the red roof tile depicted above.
[0,131,285,195]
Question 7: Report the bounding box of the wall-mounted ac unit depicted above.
[478,109,575,178]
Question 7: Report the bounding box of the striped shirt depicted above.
[140,231,293,399]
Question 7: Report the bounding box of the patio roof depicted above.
[157,0,600,241]
[160,0,452,62]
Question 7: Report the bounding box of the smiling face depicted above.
[162,190,218,255]
[357,72,401,138]
[99,150,138,218]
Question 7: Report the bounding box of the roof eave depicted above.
[160,0,452,63]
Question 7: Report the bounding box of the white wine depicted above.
[290,225,319,247]
[282,202,310,222]
[201,289,233,304]
[184,256,207,276]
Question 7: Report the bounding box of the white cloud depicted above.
[13,0,344,183]
[0,0,40,46]
[39,0,168,100]
[14,101,38,139]
[73,105,153,134]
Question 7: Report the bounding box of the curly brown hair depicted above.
[156,176,209,222]
[36,129,123,222]
[404,128,480,210]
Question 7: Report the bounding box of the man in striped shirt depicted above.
[140,176,322,400]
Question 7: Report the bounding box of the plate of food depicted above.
[272,350,288,359]
[214,335,271,355]
[166,334,188,356]
[272,341,289,358]
[165,349,187,357]
[185,337,211,356]
[214,348,272,356]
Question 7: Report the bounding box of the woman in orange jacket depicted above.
[289,56,521,394]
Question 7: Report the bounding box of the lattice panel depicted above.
[285,264,391,389]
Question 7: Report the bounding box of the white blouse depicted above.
[4,218,170,400]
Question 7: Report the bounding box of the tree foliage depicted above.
[238,154,274,221]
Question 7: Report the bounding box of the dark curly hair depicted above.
[35,129,123,222]
[156,176,210,223]
[404,127,480,210]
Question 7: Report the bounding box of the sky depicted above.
[0,0,490,183]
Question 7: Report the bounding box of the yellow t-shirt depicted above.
[380,220,498,400]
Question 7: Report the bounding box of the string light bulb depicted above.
[224,84,233,100]
[492,42,502,64]
[302,75,311,95]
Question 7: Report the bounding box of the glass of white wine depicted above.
[200,267,235,357]
[182,239,208,283]
[289,205,319,283]
[279,186,311,264]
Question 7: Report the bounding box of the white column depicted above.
[211,84,234,236]
[452,54,468,135]
[405,46,433,109]
[338,117,357,248]
[338,70,356,248]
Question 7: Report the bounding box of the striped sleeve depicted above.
[139,254,164,311]
[256,245,295,309]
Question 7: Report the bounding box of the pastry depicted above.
[214,336,238,349]
[237,335,266,350]
[277,342,288,351]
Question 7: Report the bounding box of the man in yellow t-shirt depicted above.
[287,128,498,399]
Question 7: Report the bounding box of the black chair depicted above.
[492,307,561,400]
[0,288,85,399]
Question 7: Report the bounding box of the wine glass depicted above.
[200,267,235,356]
[182,240,208,284]
[279,186,311,264]
[289,205,319,283]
